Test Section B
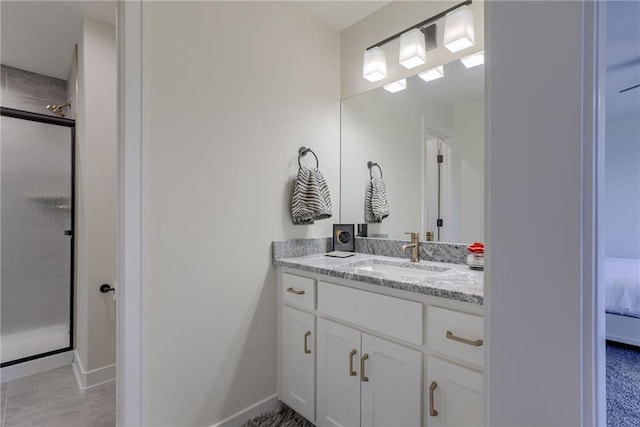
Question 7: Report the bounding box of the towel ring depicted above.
[298,146,319,169]
[367,161,383,179]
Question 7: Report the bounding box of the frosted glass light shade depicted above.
[383,79,407,93]
[418,65,444,82]
[399,28,427,69]
[362,47,388,82]
[461,51,484,68]
[443,6,475,53]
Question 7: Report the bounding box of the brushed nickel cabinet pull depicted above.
[304,330,311,354]
[349,349,357,376]
[287,287,305,295]
[429,381,438,416]
[360,353,369,382]
[446,330,483,347]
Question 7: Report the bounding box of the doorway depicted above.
[601,1,640,425]
[423,130,452,242]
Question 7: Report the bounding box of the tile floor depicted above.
[0,366,114,427]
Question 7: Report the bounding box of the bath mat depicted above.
[243,405,313,427]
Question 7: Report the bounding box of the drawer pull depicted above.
[287,287,305,295]
[349,349,357,376]
[429,381,438,416]
[303,330,311,354]
[360,353,369,382]
[446,330,483,347]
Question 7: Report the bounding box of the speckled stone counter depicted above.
[355,237,469,265]
[274,253,484,305]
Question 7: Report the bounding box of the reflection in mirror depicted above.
[340,58,484,243]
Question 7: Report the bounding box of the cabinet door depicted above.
[361,334,422,427]
[426,356,483,427]
[280,306,315,421]
[317,318,361,427]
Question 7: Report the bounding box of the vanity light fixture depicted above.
[460,51,484,68]
[443,5,475,53]
[418,65,444,82]
[383,79,407,93]
[362,0,472,82]
[399,28,427,69]
[362,47,388,82]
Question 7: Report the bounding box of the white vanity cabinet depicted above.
[277,267,484,427]
[280,305,315,421]
[316,318,422,427]
[425,306,484,426]
[426,356,483,427]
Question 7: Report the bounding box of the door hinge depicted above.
[436,219,443,227]
[437,154,444,163]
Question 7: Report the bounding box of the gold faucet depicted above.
[401,232,420,262]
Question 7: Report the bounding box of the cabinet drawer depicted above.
[317,281,423,345]
[282,273,315,310]
[427,306,484,366]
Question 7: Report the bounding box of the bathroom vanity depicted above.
[275,252,484,427]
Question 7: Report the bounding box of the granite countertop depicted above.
[274,253,484,305]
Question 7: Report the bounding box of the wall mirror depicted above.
[340,57,484,243]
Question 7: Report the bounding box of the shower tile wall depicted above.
[0,65,67,117]
[1,65,7,91]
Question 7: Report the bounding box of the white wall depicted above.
[452,100,484,243]
[141,2,340,425]
[485,1,596,425]
[605,113,640,259]
[341,0,485,99]
[75,17,116,375]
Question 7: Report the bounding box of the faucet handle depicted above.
[404,232,419,242]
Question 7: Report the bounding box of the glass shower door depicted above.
[1,111,74,366]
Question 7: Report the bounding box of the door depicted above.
[1,110,74,366]
[423,131,453,242]
[317,318,361,427]
[361,334,422,427]
[426,356,483,427]
[280,305,315,421]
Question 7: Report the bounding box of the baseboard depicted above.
[72,350,116,390]
[1,351,74,383]
[211,394,281,427]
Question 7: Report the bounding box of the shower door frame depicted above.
[0,106,76,368]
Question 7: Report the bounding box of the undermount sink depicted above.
[350,261,450,280]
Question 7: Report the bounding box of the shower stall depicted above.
[0,106,75,368]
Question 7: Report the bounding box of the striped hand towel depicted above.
[364,177,390,223]
[292,167,333,225]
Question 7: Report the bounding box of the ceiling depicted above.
[1,1,117,80]
[606,1,640,117]
[296,1,391,32]
[1,0,387,81]
[5,0,634,116]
